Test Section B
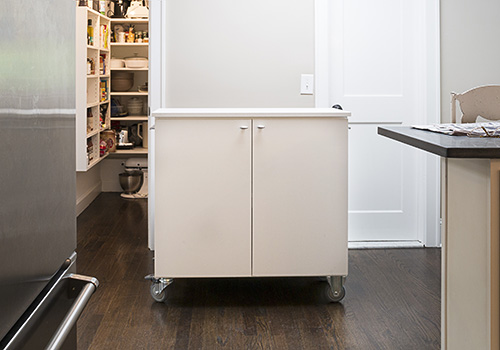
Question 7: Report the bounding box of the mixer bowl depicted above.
[119,171,143,194]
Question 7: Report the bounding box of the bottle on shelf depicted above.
[87,108,94,133]
[100,104,108,129]
[100,80,109,103]
[87,58,95,75]
[127,25,135,43]
[99,139,108,157]
[87,138,94,164]
[99,53,106,75]
[100,23,109,49]
[87,19,94,46]
[99,0,106,15]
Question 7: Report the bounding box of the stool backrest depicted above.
[451,85,500,123]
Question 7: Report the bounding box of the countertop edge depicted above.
[378,127,449,157]
[378,126,500,158]
[152,108,351,118]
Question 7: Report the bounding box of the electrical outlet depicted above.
[300,74,314,95]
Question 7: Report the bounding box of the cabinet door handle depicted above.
[257,125,266,129]
[240,126,249,130]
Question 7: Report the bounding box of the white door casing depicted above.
[315,0,440,245]
[148,0,165,250]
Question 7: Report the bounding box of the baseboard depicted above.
[76,182,101,216]
[348,241,424,249]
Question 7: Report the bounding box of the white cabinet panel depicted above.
[155,119,252,277]
[252,118,348,276]
[154,110,348,280]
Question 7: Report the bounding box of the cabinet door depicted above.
[155,118,252,277]
[253,118,348,276]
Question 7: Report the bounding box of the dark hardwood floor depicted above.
[76,193,440,349]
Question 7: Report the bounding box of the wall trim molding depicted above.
[76,181,101,217]
[348,241,425,249]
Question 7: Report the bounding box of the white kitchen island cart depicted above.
[149,108,349,302]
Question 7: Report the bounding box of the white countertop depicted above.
[152,108,350,119]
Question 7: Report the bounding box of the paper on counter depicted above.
[412,121,500,137]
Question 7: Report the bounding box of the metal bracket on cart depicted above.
[324,275,346,303]
[145,275,173,303]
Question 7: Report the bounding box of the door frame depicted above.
[150,0,442,248]
[148,0,167,250]
[314,0,441,246]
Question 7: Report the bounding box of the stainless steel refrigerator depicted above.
[0,1,98,349]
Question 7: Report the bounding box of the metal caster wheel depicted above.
[324,275,346,303]
[324,284,346,303]
[150,282,168,302]
[146,275,173,303]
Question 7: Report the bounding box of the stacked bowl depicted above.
[111,72,133,92]
[127,98,144,115]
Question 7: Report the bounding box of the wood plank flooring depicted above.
[77,193,440,349]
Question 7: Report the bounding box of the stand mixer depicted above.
[119,158,148,199]
[126,0,149,19]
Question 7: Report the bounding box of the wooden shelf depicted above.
[112,147,148,155]
[87,152,109,170]
[111,68,148,71]
[110,43,149,47]
[111,116,148,121]
[86,101,99,108]
[110,92,148,96]
[87,129,99,138]
[110,18,149,24]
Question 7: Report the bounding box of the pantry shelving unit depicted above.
[109,17,149,156]
[76,6,111,171]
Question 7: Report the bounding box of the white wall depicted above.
[162,0,315,107]
[100,158,126,192]
[76,165,101,216]
[440,0,500,122]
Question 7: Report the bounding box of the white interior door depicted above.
[325,0,438,243]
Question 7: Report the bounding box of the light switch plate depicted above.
[300,74,314,95]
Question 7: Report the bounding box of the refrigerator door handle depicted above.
[45,274,99,350]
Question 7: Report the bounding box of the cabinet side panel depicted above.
[253,118,348,276]
[446,159,491,350]
[154,119,252,277]
[75,7,88,171]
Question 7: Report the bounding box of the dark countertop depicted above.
[378,126,500,158]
